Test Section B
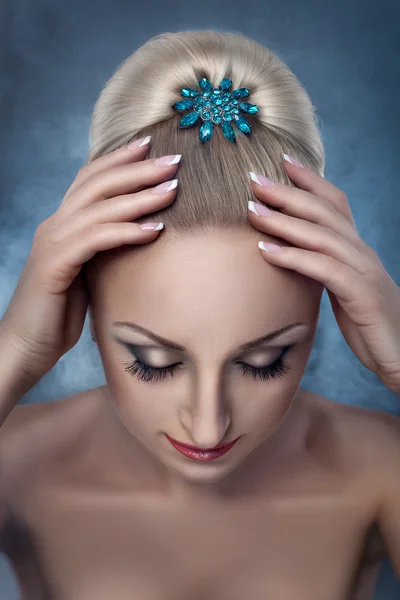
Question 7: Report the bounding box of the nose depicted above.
[180,381,231,449]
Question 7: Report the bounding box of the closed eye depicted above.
[123,345,294,383]
[123,359,183,383]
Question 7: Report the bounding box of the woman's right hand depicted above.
[0,139,180,381]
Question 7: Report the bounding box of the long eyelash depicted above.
[123,346,294,384]
[237,357,292,381]
[238,345,294,381]
[123,359,181,383]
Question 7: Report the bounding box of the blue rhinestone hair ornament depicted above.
[171,77,259,143]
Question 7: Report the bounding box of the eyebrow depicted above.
[112,321,308,353]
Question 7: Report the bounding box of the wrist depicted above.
[0,325,41,424]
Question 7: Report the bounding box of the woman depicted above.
[1,29,400,600]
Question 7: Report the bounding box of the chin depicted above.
[167,451,245,484]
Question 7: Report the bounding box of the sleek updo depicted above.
[85,30,325,233]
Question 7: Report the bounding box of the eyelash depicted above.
[123,346,294,384]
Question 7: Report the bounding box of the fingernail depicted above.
[248,201,273,217]
[282,154,304,168]
[139,222,164,231]
[154,154,182,167]
[249,172,275,188]
[152,179,179,195]
[127,136,152,149]
[258,241,282,253]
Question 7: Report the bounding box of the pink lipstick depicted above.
[165,434,240,461]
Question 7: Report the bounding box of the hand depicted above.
[0,140,180,381]
[247,155,400,395]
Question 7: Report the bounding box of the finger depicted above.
[59,155,182,217]
[280,156,357,228]
[63,270,89,351]
[325,287,375,371]
[249,174,360,244]
[248,207,368,275]
[257,243,374,307]
[49,179,178,243]
[40,222,164,295]
[63,137,152,203]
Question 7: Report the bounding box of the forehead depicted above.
[88,230,321,342]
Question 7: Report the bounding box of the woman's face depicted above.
[87,228,323,494]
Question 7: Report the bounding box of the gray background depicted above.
[1,0,399,597]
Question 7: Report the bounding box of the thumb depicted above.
[63,270,89,350]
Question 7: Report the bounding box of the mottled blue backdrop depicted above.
[0,0,399,597]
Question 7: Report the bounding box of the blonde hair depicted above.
[86,29,325,233]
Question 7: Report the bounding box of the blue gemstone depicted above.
[172,99,194,111]
[175,81,256,142]
[181,88,199,98]
[199,78,213,92]
[221,122,236,142]
[239,102,259,114]
[232,88,250,99]
[199,121,213,143]
[179,112,200,128]
[234,114,251,134]
[219,78,232,91]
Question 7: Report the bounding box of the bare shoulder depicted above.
[0,386,104,495]
[301,389,400,476]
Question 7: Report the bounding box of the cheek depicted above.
[111,380,174,434]
[230,369,302,428]
[96,352,148,429]
[111,393,154,439]
[231,360,302,400]
[236,387,294,425]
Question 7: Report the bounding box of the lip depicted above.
[165,434,241,462]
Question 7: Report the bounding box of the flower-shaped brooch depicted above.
[171,77,259,143]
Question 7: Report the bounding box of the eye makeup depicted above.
[122,344,294,384]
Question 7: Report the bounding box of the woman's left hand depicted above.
[247,154,400,395]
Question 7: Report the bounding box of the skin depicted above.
[0,227,392,599]
[87,228,323,500]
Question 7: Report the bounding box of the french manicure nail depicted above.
[152,179,178,195]
[282,154,304,168]
[258,241,282,253]
[249,172,275,188]
[248,201,273,217]
[127,136,152,149]
[139,222,164,231]
[154,154,182,167]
